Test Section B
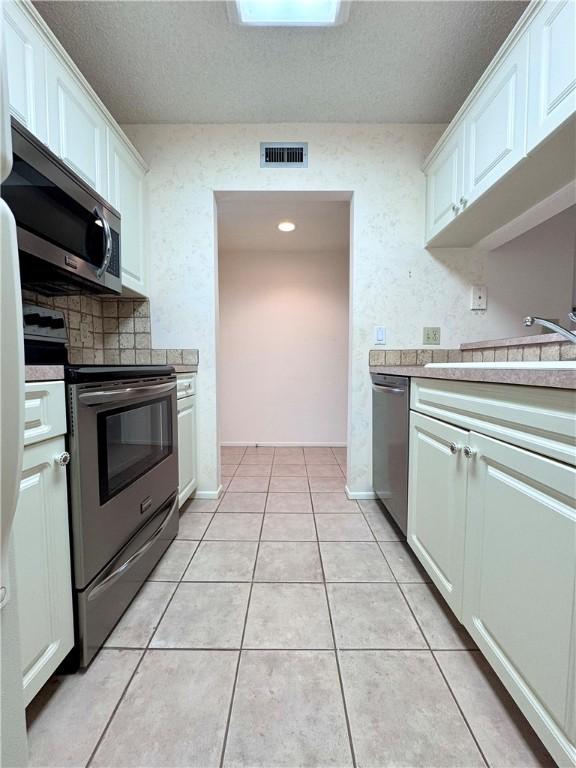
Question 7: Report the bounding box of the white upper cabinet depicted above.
[4,0,48,143]
[424,0,575,248]
[108,130,148,295]
[46,52,107,197]
[463,34,529,206]
[527,0,576,151]
[425,126,464,242]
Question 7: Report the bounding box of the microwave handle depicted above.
[95,210,112,279]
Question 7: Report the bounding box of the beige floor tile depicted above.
[177,512,213,540]
[380,541,431,582]
[234,464,272,477]
[244,583,333,649]
[105,582,177,648]
[306,464,344,478]
[339,651,484,767]
[148,540,198,581]
[359,500,404,541]
[271,463,307,476]
[254,542,323,582]
[244,446,274,456]
[401,583,476,649]
[328,583,426,649]
[218,492,267,513]
[92,650,237,768]
[182,498,220,513]
[151,582,250,649]
[312,492,360,513]
[308,477,347,493]
[304,448,338,464]
[315,513,374,541]
[261,513,317,541]
[435,651,555,767]
[274,447,305,461]
[320,542,394,582]
[265,492,312,514]
[221,463,238,477]
[183,541,258,581]
[269,476,310,492]
[227,477,270,493]
[27,649,142,768]
[204,513,263,541]
[223,651,352,767]
[240,455,273,466]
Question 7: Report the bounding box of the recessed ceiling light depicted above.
[229,0,350,27]
[278,221,296,232]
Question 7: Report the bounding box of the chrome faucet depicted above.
[523,315,576,343]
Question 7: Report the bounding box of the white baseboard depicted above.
[221,442,347,448]
[193,485,223,500]
[345,486,377,500]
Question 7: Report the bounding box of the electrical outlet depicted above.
[423,327,441,345]
[374,326,386,345]
[471,285,487,310]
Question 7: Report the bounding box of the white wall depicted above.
[124,123,575,496]
[219,247,349,446]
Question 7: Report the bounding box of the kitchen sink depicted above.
[425,361,576,369]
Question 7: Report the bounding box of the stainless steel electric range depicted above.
[24,303,179,666]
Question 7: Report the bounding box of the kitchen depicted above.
[0,1,575,767]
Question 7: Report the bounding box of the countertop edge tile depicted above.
[460,333,565,350]
[369,365,576,390]
[25,365,65,382]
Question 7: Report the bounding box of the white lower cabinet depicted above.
[408,381,576,767]
[463,431,576,766]
[408,412,468,618]
[177,377,197,507]
[13,432,74,705]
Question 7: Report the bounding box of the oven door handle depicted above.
[79,381,176,406]
[87,496,178,602]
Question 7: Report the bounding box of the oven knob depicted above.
[54,451,70,468]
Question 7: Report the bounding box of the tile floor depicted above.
[27,445,554,768]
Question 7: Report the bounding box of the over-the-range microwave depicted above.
[2,117,122,295]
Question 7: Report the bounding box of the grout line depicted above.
[217,455,268,768]
[311,493,358,768]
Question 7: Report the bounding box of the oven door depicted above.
[68,377,178,589]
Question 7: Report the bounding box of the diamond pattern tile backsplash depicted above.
[22,291,198,366]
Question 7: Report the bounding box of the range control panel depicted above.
[23,302,68,343]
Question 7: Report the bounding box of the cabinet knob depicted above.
[449,442,460,455]
[54,451,70,468]
[451,203,460,215]
[459,196,468,209]
[463,446,475,459]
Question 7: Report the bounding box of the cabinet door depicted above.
[407,412,468,617]
[13,436,74,705]
[463,33,529,205]
[463,432,576,766]
[527,0,576,152]
[4,0,48,143]
[425,125,464,243]
[108,130,148,295]
[177,396,197,507]
[46,52,107,195]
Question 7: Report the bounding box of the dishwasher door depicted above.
[371,374,409,534]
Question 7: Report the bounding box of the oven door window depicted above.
[98,396,173,504]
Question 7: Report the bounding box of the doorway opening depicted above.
[216,191,351,470]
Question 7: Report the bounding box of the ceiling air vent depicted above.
[260,142,308,168]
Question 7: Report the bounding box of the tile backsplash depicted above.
[22,291,198,366]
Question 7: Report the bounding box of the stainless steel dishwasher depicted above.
[371,373,410,534]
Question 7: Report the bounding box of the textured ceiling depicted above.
[34,0,528,124]
[217,195,350,252]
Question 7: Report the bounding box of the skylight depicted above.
[230,0,349,27]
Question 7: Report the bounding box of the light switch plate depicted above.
[423,327,441,345]
[471,285,487,310]
[374,326,386,345]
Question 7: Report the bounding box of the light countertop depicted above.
[369,365,576,390]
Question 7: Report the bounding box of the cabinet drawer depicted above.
[411,378,576,466]
[24,381,67,446]
[177,375,196,398]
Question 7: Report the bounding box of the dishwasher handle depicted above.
[372,383,406,394]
